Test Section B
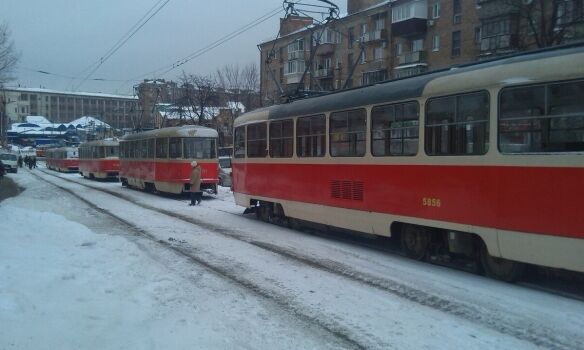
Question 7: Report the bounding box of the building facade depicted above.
[259,0,584,106]
[0,87,140,131]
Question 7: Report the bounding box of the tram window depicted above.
[425,91,489,155]
[330,109,366,157]
[234,126,246,158]
[371,101,419,156]
[147,139,155,158]
[169,137,183,159]
[269,119,293,158]
[141,139,149,158]
[156,138,168,159]
[499,80,584,153]
[183,138,216,159]
[297,114,326,157]
[247,122,267,158]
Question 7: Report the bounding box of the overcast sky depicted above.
[3,0,347,96]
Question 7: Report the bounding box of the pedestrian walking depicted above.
[17,155,23,168]
[189,161,202,206]
[32,156,37,168]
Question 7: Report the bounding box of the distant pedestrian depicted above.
[17,155,23,168]
[189,161,202,206]
[24,155,30,168]
[0,160,5,180]
[32,156,37,168]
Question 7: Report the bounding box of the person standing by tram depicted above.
[189,161,202,206]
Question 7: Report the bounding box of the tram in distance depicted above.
[119,125,219,194]
[232,44,584,281]
[45,147,80,172]
[78,139,120,180]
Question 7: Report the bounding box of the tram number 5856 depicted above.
[422,197,441,207]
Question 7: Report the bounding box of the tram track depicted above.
[34,168,584,350]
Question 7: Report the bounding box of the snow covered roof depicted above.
[69,116,111,129]
[9,115,111,133]
[3,87,137,100]
[25,115,52,125]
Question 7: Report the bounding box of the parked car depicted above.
[0,153,18,173]
[218,156,232,187]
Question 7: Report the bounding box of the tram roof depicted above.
[238,43,584,123]
[121,125,218,141]
[79,139,119,148]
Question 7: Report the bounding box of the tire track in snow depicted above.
[36,169,583,350]
[32,170,372,350]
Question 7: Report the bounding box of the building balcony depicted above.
[397,50,427,65]
[285,72,305,84]
[391,0,428,37]
[313,68,333,78]
[315,43,335,56]
[288,50,304,61]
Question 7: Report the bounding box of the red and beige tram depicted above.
[119,125,219,194]
[45,147,79,172]
[232,44,584,281]
[78,139,120,180]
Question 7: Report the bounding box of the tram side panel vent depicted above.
[330,180,364,201]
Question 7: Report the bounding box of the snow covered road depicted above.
[1,167,583,349]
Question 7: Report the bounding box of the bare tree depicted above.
[0,21,19,86]
[498,0,584,48]
[179,72,218,126]
[215,63,259,136]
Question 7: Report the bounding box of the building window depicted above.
[395,42,403,56]
[286,60,306,74]
[453,0,461,24]
[372,101,419,156]
[330,109,366,157]
[234,126,246,158]
[452,31,461,57]
[432,2,441,19]
[474,26,482,44]
[373,14,385,31]
[297,114,326,157]
[373,46,384,61]
[432,35,440,51]
[269,119,293,158]
[348,27,354,49]
[360,49,366,64]
[411,39,424,52]
[360,23,368,37]
[247,122,267,158]
[362,70,388,85]
[287,39,304,60]
[481,17,514,52]
[499,80,584,153]
[313,28,341,45]
[425,91,490,155]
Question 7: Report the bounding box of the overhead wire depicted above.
[73,0,168,79]
[74,0,171,91]
[133,5,287,81]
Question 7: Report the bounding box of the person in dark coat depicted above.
[189,161,202,206]
[32,156,37,168]
[17,155,23,168]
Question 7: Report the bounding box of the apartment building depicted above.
[0,87,140,130]
[259,0,584,106]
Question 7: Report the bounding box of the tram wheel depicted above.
[256,202,273,222]
[401,224,430,261]
[479,242,525,282]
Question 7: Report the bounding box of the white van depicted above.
[0,153,18,173]
[218,156,232,187]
